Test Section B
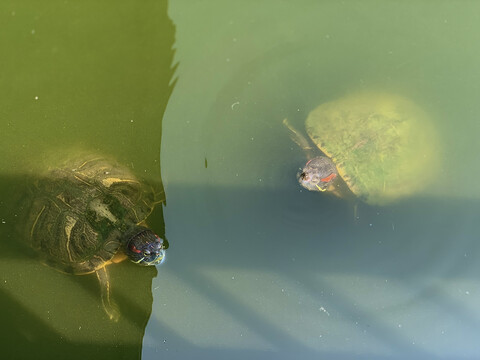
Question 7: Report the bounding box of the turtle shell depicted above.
[305,92,439,205]
[27,156,157,274]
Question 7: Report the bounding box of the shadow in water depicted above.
[0,170,166,360]
[3,180,480,359]
[144,183,480,359]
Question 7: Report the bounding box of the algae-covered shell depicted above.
[305,92,438,205]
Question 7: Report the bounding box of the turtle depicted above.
[284,92,439,205]
[25,155,167,321]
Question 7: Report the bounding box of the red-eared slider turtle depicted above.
[26,155,167,321]
[284,92,439,205]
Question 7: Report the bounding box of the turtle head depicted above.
[298,156,338,192]
[125,227,168,266]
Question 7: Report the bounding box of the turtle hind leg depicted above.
[95,267,120,322]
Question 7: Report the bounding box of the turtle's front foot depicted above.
[103,300,120,322]
[96,267,120,322]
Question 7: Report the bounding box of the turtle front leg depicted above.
[95,267,120,321]
[282,118,316,160]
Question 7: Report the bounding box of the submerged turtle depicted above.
[26,155,167,321]
[284,92,438,205]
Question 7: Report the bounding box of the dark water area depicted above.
[0,0,173,359]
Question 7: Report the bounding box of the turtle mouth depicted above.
[132,249,166,266]
[297,170,323,191]
[148,249,166,265]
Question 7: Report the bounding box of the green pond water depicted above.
[1,1,480,359]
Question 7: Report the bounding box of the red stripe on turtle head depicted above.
[320,173,337,183]
[129,244,142,253]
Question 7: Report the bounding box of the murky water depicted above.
[2,1,480,359]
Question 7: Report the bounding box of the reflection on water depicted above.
[0,0,174,359]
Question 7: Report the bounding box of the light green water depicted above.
[2,1,480,359]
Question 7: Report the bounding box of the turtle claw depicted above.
[104,301,120,322]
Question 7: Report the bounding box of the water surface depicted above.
[2,1,480,360]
